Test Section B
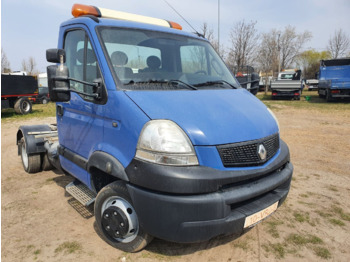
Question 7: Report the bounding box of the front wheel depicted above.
[94,181,153,252]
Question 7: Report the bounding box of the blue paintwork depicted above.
[319,64,350,89]
[55,16,280,187]
[125,89,278,146]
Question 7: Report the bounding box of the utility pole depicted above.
[218,0,220,53]
[277,33,281,76]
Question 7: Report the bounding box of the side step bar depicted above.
[66,181,96,206]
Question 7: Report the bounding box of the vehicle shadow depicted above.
[145,234,241,256]
[93,218,249,256]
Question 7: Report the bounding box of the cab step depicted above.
[65,181,96,206]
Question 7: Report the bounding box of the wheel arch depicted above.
[16,125,52,155]
[88,151,129,193]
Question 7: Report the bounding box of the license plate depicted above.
[244,201,278,228]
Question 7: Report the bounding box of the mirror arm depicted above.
[52,76,102,99]
[70,89,99,99]
[54,76,99,88]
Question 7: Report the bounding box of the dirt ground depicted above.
[2,104,350,262]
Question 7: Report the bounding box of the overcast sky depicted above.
[1,0,350,72]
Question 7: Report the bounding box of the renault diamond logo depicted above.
[258,144,267,161]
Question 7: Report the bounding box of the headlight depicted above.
[135,120,199,166]
[267,108,280,131]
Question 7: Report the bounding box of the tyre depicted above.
[42,153,54,171]
[14,98,32,115]
[42,98,48,104]
[20,138,41,173]
[94,181,153,252]
[326,90,334,102]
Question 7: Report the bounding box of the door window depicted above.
[64,30,101,100]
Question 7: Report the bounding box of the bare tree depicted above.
[279,25,312,70]
[21,56,38,75]
[257,30,280,93]
[327,29,350,59]
[201,23,215,41]
[28,57,37,75]
[226,20,260,70]
[200,22,225,59]
[257,30,279,71]
[21,59,28,73]
[1,48,11,73]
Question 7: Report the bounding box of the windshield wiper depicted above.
[169,80,197,90]
[124,79,197,90]
[194,80,237,89]
[123,80,166,85]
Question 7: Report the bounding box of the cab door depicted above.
[57,28,105,186]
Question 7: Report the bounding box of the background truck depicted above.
[31,73,50,104]
[318,58,350,102]
[270,70,303,100]
[233,66,260,95]
[305,79,319,91]
[1,74,38,114]
[16,4,293,253]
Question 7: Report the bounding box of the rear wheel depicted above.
[94,181,153,252]
[14,98,32,114]
[20,138,41,173]
[326,89,334,102]
[42,153,54,171]
[42,98,49,104]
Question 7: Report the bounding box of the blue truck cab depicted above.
[17,4,293,252]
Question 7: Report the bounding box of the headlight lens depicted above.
[267,108,280,131]
[135,120,199,166]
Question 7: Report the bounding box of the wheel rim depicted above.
[21,142,29,169]
[101,196,139,243]
[22,101,31,112]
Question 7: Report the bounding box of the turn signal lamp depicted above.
[71,4,182,30]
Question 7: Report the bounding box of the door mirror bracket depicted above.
[46,49,103,102]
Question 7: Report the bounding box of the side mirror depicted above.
[46,49,66,63]
[47,65,71,102]
[46,49,70,102]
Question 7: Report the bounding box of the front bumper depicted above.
[125,140,293,243]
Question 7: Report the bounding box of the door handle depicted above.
[57,104,64,116]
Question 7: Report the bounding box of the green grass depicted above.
[233,239,249,250]
[313,246,331,259]
[326,185,338,192]
[293,211,310,223]
[287,233,323,246]
[332,206,350,221]
[329,218,345,226]
[286,233,331,259]
[54,241,82,255]
[263,243,286,259]
[257,90,350,111]
[33,249,41,255]
[265,220,284,238]
[1,102,56,121]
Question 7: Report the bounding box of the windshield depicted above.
[280,73,294,80]
[98,27,239,90]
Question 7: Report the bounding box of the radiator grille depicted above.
[217,133,279,167]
